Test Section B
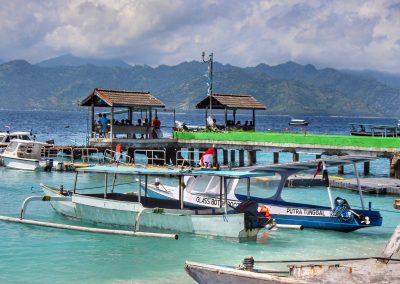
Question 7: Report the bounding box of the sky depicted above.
[0,0,399,73]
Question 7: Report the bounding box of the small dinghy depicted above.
[288,119,309,126]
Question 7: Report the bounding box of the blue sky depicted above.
[0,0,399,73]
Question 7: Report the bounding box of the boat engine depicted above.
[332,197,354,222]
[235,200,271,230]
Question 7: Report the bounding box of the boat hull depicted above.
[185,261,300,284]
[1,156,42,171]
[41,184,260,240]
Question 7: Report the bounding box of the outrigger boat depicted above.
[142,156,382,232]
[39,167,289,240]
[185,225,400,284]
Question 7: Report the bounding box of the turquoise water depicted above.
[1,111,399,283]
[0,167,399,283]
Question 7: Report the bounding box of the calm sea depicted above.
[0,110,399,283]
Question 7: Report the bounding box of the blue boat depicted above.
[142,155,382,232]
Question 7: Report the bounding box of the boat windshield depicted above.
[0,135,4,142]
[186,176,237,196]
[5,141,19,152]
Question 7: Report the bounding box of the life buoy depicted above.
[259,206,271,218]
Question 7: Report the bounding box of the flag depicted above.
[313,161,322,178]
[4,124,11,129]
[200,146,215,167]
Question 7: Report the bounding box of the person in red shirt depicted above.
[152,116,161,138]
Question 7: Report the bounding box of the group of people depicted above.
[226,120,254,131]
[95,113,162,139]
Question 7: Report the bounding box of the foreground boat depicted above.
[40,167,282,240]
[185,225,400,284]
[143,156,382,232]
[0,139,51,170]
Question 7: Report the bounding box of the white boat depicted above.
[288,119,309,126]
[0,139,50,170]
[142,156,382,232]
[185,225,400,284]
[40,167,279,240]
[0,131,34,153]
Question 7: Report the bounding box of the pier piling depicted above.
[338,165,344,175]
[239,150,244,167]
[223,150,228,165]
[364,161,370,175]
[273,152,279,164]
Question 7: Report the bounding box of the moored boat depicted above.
[185,225,400,284]
[0,139,51,171]
[40,167,281,240]
[142,156,382,232]
[288,119,309,126]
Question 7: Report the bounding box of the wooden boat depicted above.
[142,156,382,232]
[185,225,400,283]
[288,119,309,126]
[0,139,51,171]
[40,167,283,240]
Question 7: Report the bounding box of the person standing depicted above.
[152,116,161,138]
[100,114,108,137]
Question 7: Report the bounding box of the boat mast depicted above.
[202,52,213,118]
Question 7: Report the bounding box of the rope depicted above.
[254,257,400,264]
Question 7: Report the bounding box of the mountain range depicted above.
[0,56,399,117]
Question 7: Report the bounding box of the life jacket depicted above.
[259,206,271,219]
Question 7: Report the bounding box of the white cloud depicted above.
[0,0,398,73]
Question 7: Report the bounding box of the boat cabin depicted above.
[0,131,33,150]
[2,139,47,160]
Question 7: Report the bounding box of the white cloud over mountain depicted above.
[0,0,399,73]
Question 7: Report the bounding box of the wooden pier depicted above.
[331,177,400,195]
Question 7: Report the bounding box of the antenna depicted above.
[202,52,214,118]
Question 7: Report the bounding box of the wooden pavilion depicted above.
[81,88,165,140]
[196,94,266,130]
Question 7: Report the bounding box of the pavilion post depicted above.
[91,103,95,138]
[224,107,227,128]
[111,106,114,140]
[252,109,255,129]
[233,109,236,124]
[128,107,132,123]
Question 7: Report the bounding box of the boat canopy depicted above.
[247,155,376,175]
[77,166,269,178]
[78,155,376,178]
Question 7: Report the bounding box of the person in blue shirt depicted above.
[100,114,108,137]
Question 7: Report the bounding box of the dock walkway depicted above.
[331,178,400,195]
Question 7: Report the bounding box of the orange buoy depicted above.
[394,199,400,210]
[259,206,271,218]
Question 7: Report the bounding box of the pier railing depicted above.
[72,148,100,163]
[134,149,166,166]
[176,149,203,167]
[103,149,132,164]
